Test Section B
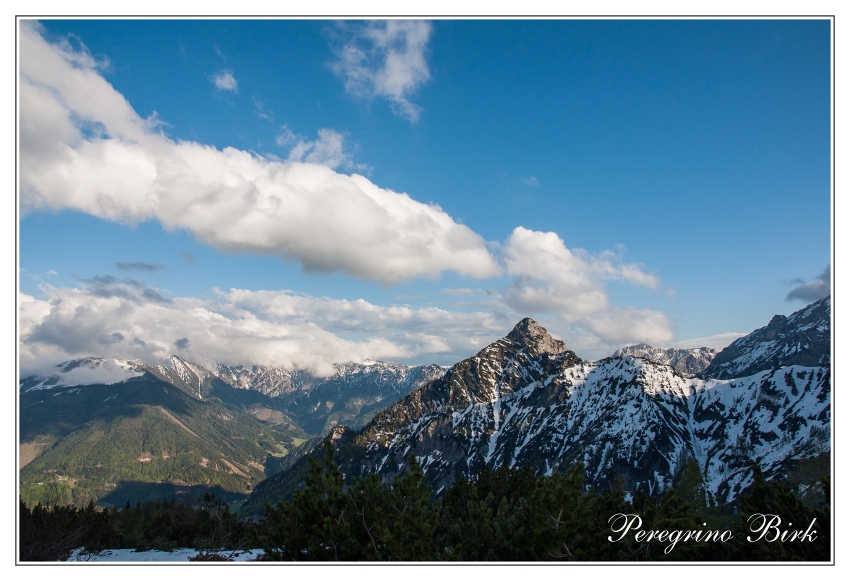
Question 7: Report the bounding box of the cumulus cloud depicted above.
[19,276,679,373]
[787,265,830,303]
[211,69,237,92]
[18,22,500,285]
[19,282,512,377]
[329,20,432,122]
[500,227,670,345]
[116,261,166,272]
[281,126,364,171]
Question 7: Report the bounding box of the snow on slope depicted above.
[339,314,830,503]
[703,296,830,379]
[613,344,716,376]
[19,358,143,392]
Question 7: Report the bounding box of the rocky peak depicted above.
[505,318,567,357]
[702,296,830,379]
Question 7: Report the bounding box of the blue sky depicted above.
[18,18,832,373]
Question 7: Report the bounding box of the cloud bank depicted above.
[329,20,432,122]
[19,280,511,377]
[19,21,499,285]
[501,227,670,345]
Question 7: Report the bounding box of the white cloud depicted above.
[500,227,670,345]
[583,307,673,345]
[672,332,746,351]
[212,69,238,92]
[277,125,366,171]
[19,282,511,377]
[275,124,298,146]
[440,288,484,296]
[284,127,365,171]
[329,20,432,122]
[17,23,687,364]
[18,22,500,285]
[42,359,144,388]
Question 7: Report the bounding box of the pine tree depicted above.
[732,464,829,561]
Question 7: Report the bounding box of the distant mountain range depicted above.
[21,358,444,436]
[19,355,443,507]
[612,344,716,375]
[19,297,830,512]
[245,297,830,512]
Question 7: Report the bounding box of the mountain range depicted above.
[19,355,442,507]
[244,296,831,512]
[19,296,830,512]
[612,344,716,375]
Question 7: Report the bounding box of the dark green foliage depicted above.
[253,444,830,562]
[731,465,830,561]
[19,493,252,561]
[19,498,113,561]
[256,442,439,561]
[779,452,831,510]
[21,445,831,562]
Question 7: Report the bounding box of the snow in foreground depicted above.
[67,548,265,562]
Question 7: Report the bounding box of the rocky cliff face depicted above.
[702,296,830,379]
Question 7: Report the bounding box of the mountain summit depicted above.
[703,296,830,379]
[505,318,568,357]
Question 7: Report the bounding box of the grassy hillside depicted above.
[19,374,309,508]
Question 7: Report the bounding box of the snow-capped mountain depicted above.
[271,362,445,434]
[612,344,716,376]
[18,357,144,392]
[702,296,830,379]
[21,355,444,437]
[306,304,831,504]
[212,364,314,398]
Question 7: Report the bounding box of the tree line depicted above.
[20,440,830,562]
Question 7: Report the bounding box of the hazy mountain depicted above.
[612,344,716,376]
[215,361,445,434]
[21,356,444,438]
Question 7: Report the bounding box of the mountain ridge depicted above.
[246,300,830,511]
[612,344,716,376]
[702,296,830,379]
